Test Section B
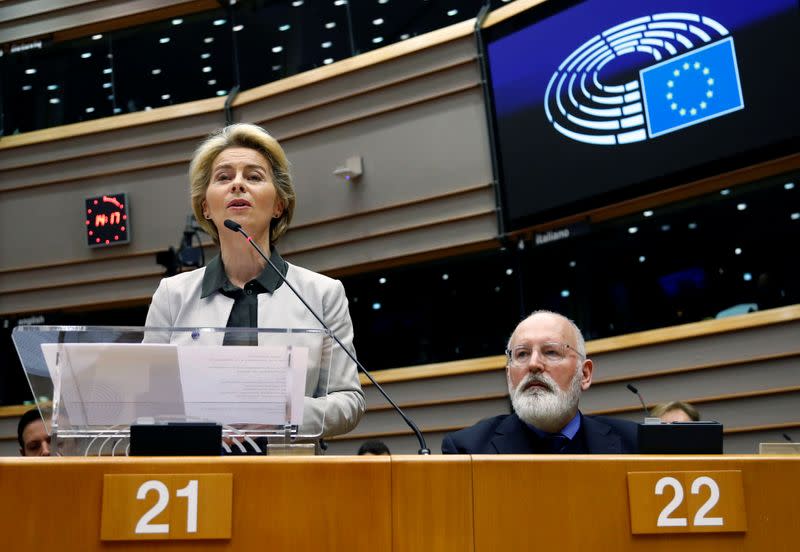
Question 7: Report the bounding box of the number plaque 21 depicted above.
[101,474,232,541]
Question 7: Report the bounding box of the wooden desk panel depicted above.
[2,455,799,551]
[471,455,800,552]
[392,455,473,552]
[0,456,392,552]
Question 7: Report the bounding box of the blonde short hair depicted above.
[189,123,295,244]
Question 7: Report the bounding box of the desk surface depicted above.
[1,455,797,551]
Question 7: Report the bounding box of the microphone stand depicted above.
[224,219,431,454]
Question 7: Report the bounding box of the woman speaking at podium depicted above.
[145,123,365,441]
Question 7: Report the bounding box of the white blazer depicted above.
[144,261,366,439]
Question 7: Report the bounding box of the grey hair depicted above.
[506,309,586,357]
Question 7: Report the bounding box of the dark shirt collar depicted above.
[201,249,288,298]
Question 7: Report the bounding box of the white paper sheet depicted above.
[176,345,308,426]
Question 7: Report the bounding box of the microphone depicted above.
[223,219,431,454]
[783,433,794,442]
[626,383,650,417]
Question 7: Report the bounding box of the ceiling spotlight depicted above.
[322,41,332,48]
[720,188,731,196]
[213,19,226,26]
[790,212,800,221]
[103,68,113,74]
[325,22,336,29]
[21,84,32,91]
[688,222,698,230]
[208,79,217,85]
[161,93,170,100]
[505,268,513,276]
[92,34,103,40]
[372,36,384,44]
[643,210,654,217]
[85,107,95,113]
[743,272,753,282]
[216,90,227,96]
[159,37,170,44]
[372,302,381,310]
[151,68,162,75]
[400,33,410,40]
[379,277,387,284]
[47,84,58,91]
[204,37,214,43]
[736,203,747,211]
[373,18,384,25]
[628,226,638,234]
[560,289,570,298]
[638,255,646,263]
[784,182,795,190]
[442,273,449,280]
[323,58,334,65]
[447,9,458,16]
[569,260,577,267]
[292,0,304,6]
[81,52,92,58]
[201,53,210,59]
[233,25,244,32]
[49,98,60,104]
[280,24,291,31]
[202,66,212,72]
[172,18,183,25]
[25,68,36,74]
[272,46,284,53]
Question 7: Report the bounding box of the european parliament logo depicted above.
[544,13,744,146]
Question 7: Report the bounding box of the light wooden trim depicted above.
[359,355,505,386]
[0,405,36,418]
[0,57,477,174]
[360,306,800,386]
[0,82,480,194]
[590,385,800,417]
[233,20,476,108]
[0,19,477,151]
[587,305,800,354]
[243,56,477,130]
[724,422,800,435]
[482,0,548,29]
[596,349,800,386]
[53,1,219,43]
[290,182,492,231]
[364,350,800,414]
[0,97,225,151]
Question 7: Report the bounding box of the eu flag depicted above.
[641,37,744,138]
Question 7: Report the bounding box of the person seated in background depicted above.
[18,407,51,457]
[650,400,700,423]
[357,440,390,455]
[442,310,638,454]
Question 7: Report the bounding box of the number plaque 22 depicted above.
[627,470,747,534]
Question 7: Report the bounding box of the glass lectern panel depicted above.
[11,326,332,456]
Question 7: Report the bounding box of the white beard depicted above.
[509,365,583,433]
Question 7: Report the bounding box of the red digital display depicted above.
[85,193,130,248]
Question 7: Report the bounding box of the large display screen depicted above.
[483,0,800,232]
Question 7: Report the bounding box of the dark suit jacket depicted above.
[441,412,638,454]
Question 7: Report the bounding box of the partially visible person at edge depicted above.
[357,440,390,456]
[18,407,51,457]
[651,401,700,423]
[442,310,638,454]
[145,123,365,442]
